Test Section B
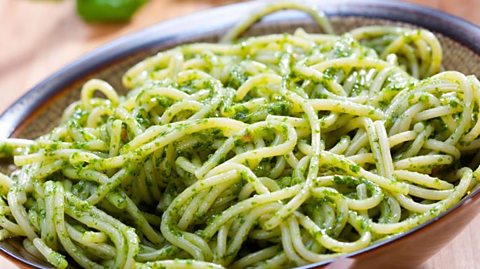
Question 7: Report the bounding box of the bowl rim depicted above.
[1,0,480,268]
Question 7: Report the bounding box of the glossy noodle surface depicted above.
[0,2,479,269]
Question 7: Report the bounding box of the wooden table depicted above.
[0,0,479,268]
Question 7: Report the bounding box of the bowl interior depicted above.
[10,16,480,140]
[1,13,480,269]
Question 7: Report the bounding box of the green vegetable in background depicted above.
[76,0,147,22]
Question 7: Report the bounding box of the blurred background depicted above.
[0,0,479,113]
[0,0,479,268]
[0,0,479,115]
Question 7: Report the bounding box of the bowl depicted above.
[1,0,480,268]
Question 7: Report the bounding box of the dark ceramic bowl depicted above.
[1,1,480,268]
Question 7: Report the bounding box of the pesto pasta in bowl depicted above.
[1,1,480,269]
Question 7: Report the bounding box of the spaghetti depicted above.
[0,1,479,268]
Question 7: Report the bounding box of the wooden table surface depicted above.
[0,0,479,268]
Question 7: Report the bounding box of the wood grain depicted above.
[0,0,479,268]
